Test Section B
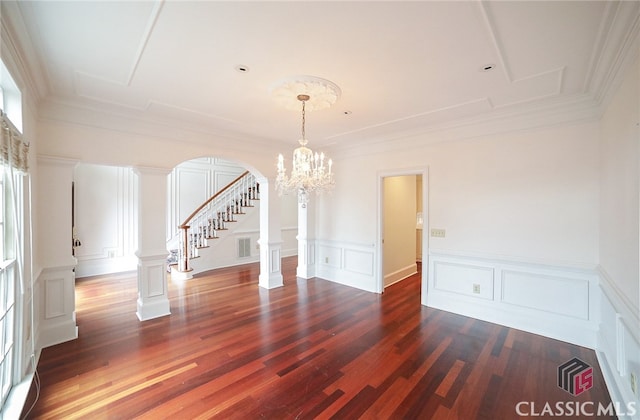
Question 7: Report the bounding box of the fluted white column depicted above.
[134,167,171,321]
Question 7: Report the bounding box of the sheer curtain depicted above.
[0,110,28,172]
[0,109,29,295]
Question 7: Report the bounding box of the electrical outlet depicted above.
[431,228,446,238]
[473,284,481,294]
[325,257,329,263]
[631,372,638,396]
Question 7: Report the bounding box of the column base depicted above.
[259,272,284,289]
[136,297,170,321]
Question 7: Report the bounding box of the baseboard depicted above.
[384,263,417,287]
[37,319,78,349]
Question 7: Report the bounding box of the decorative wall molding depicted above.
[597,265,640,341]
[36,266,78,349]
[426,251,598,348]
[136,253,170,321]
[258,240,283,289]
[433,261,494,300]
[168,159,246,241]
[314,239,377,293]
[0,1,48,105]
[595,266,640,418]
[429,248,598,272]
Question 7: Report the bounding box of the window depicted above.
[0,57,29,416]
[0,62,22,133]
[0,173,16,406]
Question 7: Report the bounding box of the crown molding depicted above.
[586,1,640,109]
[331,2,640,160]
[330,93,601,159]
[0,2,49,106]
[38,97,290,156]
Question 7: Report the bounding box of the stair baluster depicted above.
[173,171,259,275]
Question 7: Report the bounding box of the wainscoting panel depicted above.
[501,270,589,319]
[315,240,377,293]
[318,245,342,269]
[44,277,66,319]
[344,249,375,277]
[596,267,640,419]
[37,265,78,349]
[433,261,494,300]
[426,251,598,349]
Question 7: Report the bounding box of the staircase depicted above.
[170,171,259,279]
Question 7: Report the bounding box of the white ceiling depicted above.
[4,1,640,152]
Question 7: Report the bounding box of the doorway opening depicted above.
[378,169,428,302]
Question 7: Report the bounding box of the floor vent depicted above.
[238,237,251,258]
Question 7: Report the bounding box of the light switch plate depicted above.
[431,228,446,238]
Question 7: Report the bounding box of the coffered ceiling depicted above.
[2,1,639,152]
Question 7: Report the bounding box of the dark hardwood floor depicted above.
[23,257,613,419]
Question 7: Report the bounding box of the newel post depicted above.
[178,225,190,272]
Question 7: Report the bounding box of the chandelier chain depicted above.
[301,99,306,141]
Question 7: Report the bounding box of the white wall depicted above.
[74,163,137,278]
[167,157,245,242]
[320,122,599,266]
[318,122,599,260]
[597,52,640,414]
[315,121,600,346]
[599,55,640,313]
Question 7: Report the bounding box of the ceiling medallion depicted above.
[271,75,341,112]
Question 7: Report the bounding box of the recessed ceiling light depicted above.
[235,65,250,73]
[480,64,496,72]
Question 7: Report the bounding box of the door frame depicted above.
[376,167,429,305]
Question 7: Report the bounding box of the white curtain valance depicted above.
[0,111,29,172]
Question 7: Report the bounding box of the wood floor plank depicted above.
[23,257,614,419]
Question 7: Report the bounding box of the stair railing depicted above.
[175,170,259,273]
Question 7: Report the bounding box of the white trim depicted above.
[429,248,598,272]
[426,251,598,348]
[597,265,640,343]
[595,267,640,418]
[377,167,429,296]
[384,263,417,288]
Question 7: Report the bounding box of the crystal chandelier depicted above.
[274,77,338,205]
